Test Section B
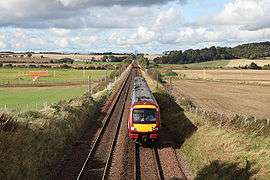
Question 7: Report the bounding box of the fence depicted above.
[0,63,129,113]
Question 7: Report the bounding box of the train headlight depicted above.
[131,127,137,131]
[153,127,159,131]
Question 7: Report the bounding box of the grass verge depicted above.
[181,111,270,179]
[0,93,106,179]
[153,89,270,179]
[139,65,269,179]
[0,62,131,179]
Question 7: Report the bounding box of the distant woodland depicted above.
[154,42,270,64]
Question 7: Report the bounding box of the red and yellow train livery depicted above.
[128,76,160,142]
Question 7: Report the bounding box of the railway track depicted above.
[57,64,189,180]
[134,143,188,180]
[134,144,163,180]
[75,68,134,180]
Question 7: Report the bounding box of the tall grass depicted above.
[0,62,131,179]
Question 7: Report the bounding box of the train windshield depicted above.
[132,109,156,124]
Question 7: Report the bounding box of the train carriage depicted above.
[128,76,160,142]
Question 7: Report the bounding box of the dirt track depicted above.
[173,80,270,118]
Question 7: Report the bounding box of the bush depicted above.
[162,69,178,77]
[54,58,74,64]
[59,64,71,69]
[262,64,270,70]
[18,110,43,119]
[248,62,261,70]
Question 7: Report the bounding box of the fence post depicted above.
[88,76,92,94]
[169,77,172,94]
[156,73,159,90]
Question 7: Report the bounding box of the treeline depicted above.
[154,42,270,64]
[101,55,128,62]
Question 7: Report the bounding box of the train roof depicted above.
[131,76,157,105]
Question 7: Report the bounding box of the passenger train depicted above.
[128,76,160,142]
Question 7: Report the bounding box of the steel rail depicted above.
[101,74,132,180]
[76,69,131,180]
[152,147,164,180]
[134,144,164,180]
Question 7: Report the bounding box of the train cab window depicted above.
[132,109,156,124]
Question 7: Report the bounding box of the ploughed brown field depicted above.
[174,69,270,85]
[172,80,270,118]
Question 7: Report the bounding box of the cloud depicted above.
[58,0,185,8]
[0,34,7,49]
[0,0,185,29]
[213,0,270,31]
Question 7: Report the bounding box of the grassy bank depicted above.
[0,62,131,179]
[181,111,270,179]
[0,93,107,179]
[153,89,270,179]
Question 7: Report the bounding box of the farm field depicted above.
[172,80,270,118]
[159,58,270,69]
[173,69,270,85]
[32,53,128,60]
[0,67,112,85]
[0,85,88,111]
[160,60,230,69]
[226,58,270,67]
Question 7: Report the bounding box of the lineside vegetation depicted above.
[0,61,131,179]
[140,60,270,179]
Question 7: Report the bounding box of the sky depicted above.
[0,0,269,53]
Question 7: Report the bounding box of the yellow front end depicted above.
[133,124,156,133]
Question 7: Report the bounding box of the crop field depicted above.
[32,53,128,60]
[0,67,112,85]
[173,69,270,85]
[0,67,111,111]
[226,58,270,67]
[0,85,89,111]
[159,58,270,69]
[160,60,230,69]
[172,79,270,118]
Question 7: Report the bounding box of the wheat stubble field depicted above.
[174,69,270,85]
[172,79,270,118]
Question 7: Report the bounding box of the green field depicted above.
[159,60,230,69]
[0,67,112,85]
[73,61,123,65]
[0,85,88,111]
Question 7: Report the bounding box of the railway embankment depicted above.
[0,62,131,179]
[142,66,270,179]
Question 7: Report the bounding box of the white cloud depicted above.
[0,34,6,49]
[54,38,69,48]
[0,0,185,29]
[49,28,71,36]
[214,0,270,30]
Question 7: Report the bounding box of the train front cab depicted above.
[128,103,160,142]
